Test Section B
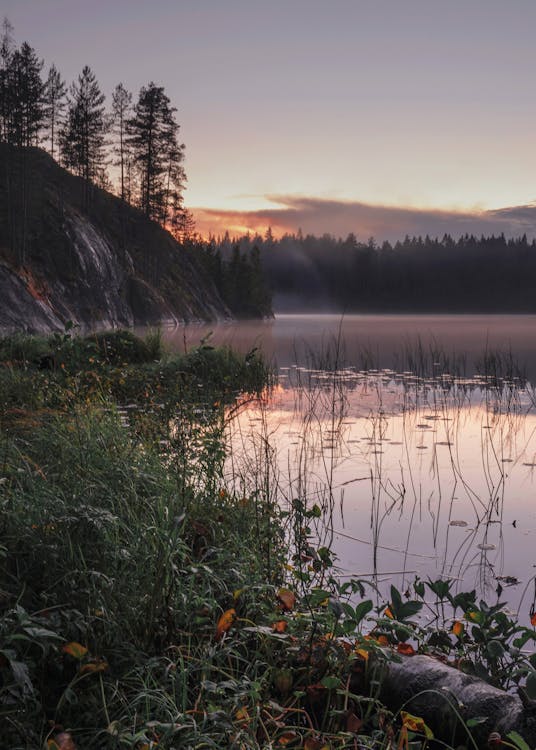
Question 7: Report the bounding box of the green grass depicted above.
[0,330,534,749]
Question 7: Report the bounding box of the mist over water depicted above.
[165,313,536,382]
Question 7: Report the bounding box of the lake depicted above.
[163,314,536,622]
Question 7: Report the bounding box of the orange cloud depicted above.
[192,196,536,242]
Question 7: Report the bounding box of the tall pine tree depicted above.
[60,65,107,186]
[111,82,132,201]
[127,82,184,222]
[43,64,66,159]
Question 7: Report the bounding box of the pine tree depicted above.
[111,82,132,200]
[43,64,66,159]
[127,82,184,221]
[0,16,14,142]
[60,65,107,185]
[6,41,45,147]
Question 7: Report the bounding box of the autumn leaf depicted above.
[384,606,394,619]
[277,587,296,612]
[47,733,77,750]
[79,658,109,675]
[397,642,415,656]
[272,619,288,633]
[235,706,250,728]
[401,711,434,739]
[215,608,236,640]
[278,730,299,745]
[304,738,331,750]
[62,642,88,660]
[452,620,464,637]
[355,647,369,661]
[531,612,536,627]
[377,634,390,647]
[346,712,363,732]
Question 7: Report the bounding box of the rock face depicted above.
[0,145,230,332]
[378,653,536,749]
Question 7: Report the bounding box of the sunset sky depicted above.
[5,0,536,239]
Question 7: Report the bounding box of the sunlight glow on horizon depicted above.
[6,0,536,239]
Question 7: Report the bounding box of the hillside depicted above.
[0,145,230,332]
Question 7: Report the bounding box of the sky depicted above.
[4,0,536,239]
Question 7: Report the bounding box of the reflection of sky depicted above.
[228,379,536,623]
[206,315,536,624]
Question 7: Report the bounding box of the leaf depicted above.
[397,642,415,656]
[354,599,373,624]
[486,639,505,659]
[384,606,394,619]
[272,619,288,633]
[506,731,532,750]
[48,733,76,750]
[401,711,433,739]
[215,608,236,640]
[277,588,296,612]
[62,642,88,660]
[452,620,464,637]
[466,717,489,728]
[79,658,108,675]
[235,706,250,727]
[390,585,403,612]
[531,612,536,627]
[398,600,423,620]
[278,730,299,745]
[346,712,363,732]
[304,738,330,750]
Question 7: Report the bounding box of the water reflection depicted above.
[227,363,536,624]
[159,314,536,621]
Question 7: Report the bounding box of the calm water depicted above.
[163,315,536,620]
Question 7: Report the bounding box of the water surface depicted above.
[165,315,536,620]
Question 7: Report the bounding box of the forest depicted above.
[198,230,536,313]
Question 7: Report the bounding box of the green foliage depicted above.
[1,331,535,749]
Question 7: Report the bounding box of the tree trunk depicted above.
[376,653,536,749]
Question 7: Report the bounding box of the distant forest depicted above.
[194,231,536,313]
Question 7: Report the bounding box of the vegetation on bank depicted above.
[1,329,536,749]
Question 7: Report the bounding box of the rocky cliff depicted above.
[0,145,230,333]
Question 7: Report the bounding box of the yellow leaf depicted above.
[215,608,236,640]
[235,706,250,727]
[384,605,394,619]
[355,647,369,661]
[62,642,88,660]
[401,711,434,739]
[277,588,296,612]
[452,620,464,637]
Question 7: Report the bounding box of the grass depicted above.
[1,329,535,749]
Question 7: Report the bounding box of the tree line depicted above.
[0,17,191,236]
[200,230,536,313]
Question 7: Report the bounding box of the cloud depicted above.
[192,196,536,242]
